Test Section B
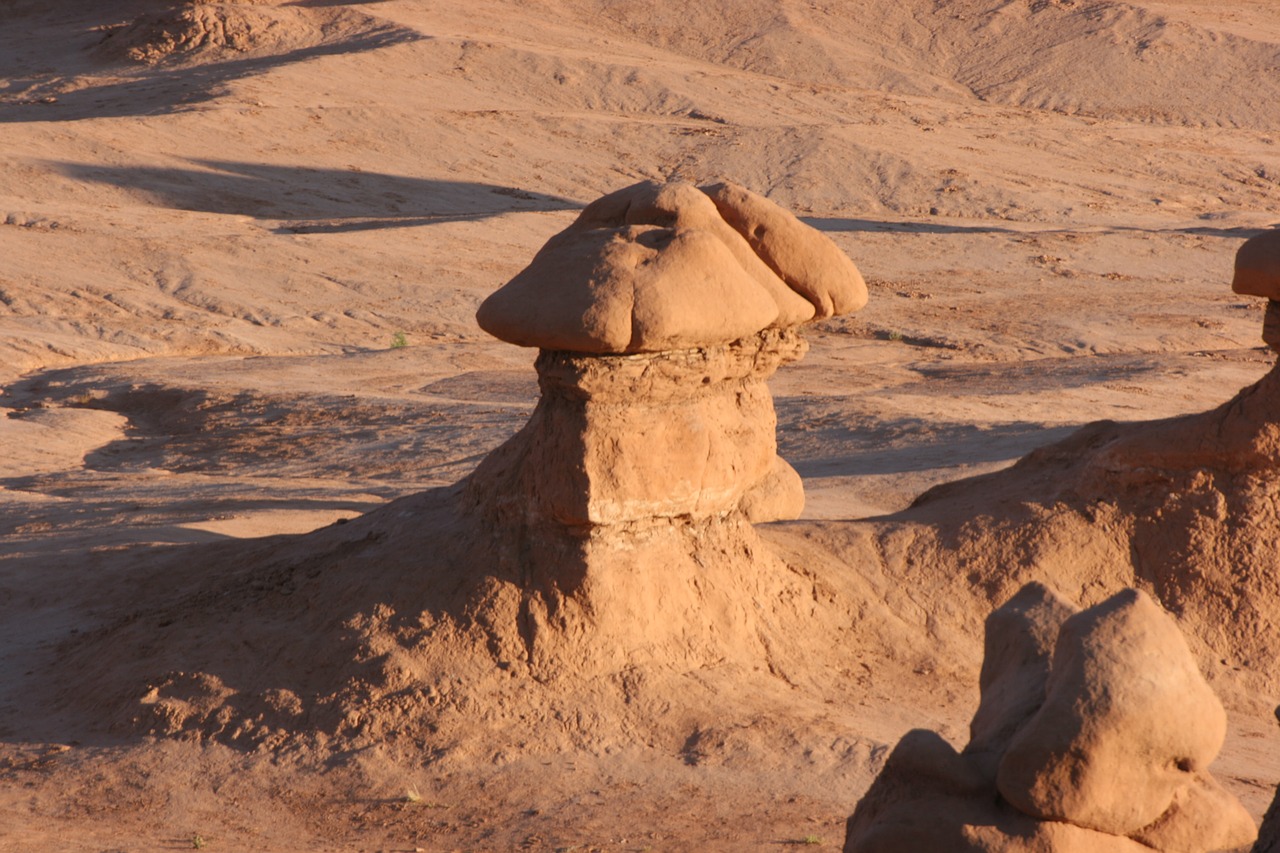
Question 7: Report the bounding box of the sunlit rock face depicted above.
[844,584,1257,853]
[469,178,867,538]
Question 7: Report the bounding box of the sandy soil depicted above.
[1,0,1278,850]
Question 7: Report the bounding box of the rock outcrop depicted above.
[844,584,1257,853]
[1257,711,1280,853]
[470,178,863,535]
[463,179,867,674]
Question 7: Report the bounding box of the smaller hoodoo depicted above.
[463,179,866,675]
[844,583,1257,853]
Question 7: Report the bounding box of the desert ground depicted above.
[2,0,1279,850]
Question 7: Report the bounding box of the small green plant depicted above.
[887,330,903,342]
[191,834,206,849]
[404,786,422,804]
[800,836,823,846]
[390,331,408,349]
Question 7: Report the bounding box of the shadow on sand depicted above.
[804,216,1273,240]
[51,159,581,228]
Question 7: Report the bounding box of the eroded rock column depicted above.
[459,179,867,670]
[468,327,806,531]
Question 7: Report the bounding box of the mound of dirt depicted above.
[93,2,404,66]
[763,356,1280,712]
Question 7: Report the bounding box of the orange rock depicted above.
[996,589,1229,836]
[846,585,1257,853]
[476,223,779,354]
[570,180,817,328]
[965,581,1078,757]
[701,180,869,318]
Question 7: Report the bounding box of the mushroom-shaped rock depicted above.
[476,223,780,354]
[476,179,842,354]
[701,180,869,318]
[1233,228,1280,299]
[996,589,1228,835]
[463,180,872,674]
[1231,228,1280,351]
[469,180,867,558]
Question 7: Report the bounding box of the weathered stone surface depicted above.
[467,328,806,528]
[570,180,816,327]
[475,179,867,354]
[701,180,868,318]
[996,589,1227,836]
[844,729,1150,853]
[1264,301,1280,352]
[738,455,805,523]
[1131,773,1257,853]
[845,585,1256,853]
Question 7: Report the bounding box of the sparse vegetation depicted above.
[390,331,408,349]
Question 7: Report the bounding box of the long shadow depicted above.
[0,486,384,549]
[0,482,479,749]
[804,216,1273,239]
[804,217,1020,235]
[776,354,1160,478]
[52,159,581,227]
[0,7,425,124]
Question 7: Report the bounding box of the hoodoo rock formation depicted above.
[465,180,866,655]
[468,179,850,532]
[844,584,1257,853]
[46,179,886,753]
[452,179,873,676]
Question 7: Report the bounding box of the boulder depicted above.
[845,585,1257,853]
[476,223,779,354]
[1230,229,1280,351]
[569,180,817,328]
[965,581,1078,756]
[1232,228,1280,300]
[996,589,1228,835]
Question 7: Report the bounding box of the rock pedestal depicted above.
[1232,229,1280,352]
[460,179,867,675]
[467,327,806,532]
